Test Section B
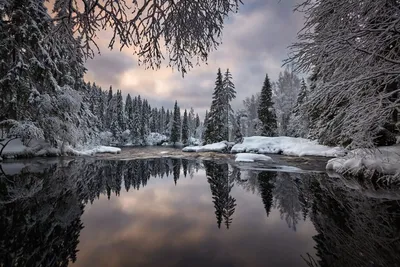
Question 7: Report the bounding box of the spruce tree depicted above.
[105,86,114,129]
[165,110,171,136]
[205,69,225,143]
[196,114,201,128]
[170,101,181,145]
[140,99,149,144]
[159,107,165,135]
[258,74,277,136]
[222,69,236,140]
[131,96,141,144]
[289,78,310,138]
[296,78,308,109]
[203,110,213,144]
[116,90,125,132]
[182,109,189,145]
[97,88,105,130]
[125,94,134,131]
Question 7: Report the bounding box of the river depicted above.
[0,147,399,267]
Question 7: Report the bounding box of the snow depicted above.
[0,138,121,158]
[326,145,400,176]
[74,146,121,156]
[231,136,345,157]
[183,141,228,153]
[146,132,168,146]
[189,137,202,146]
[235,153,274,163]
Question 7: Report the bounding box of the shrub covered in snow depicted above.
[146,133,168,146]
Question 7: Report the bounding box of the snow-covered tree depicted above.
[188,107,196,139]
[125,94,134,131]
[273,65,301,136]
[182,109,189,145]
[258,74,277,136]
[288,78,310,138]
[44,0,242,75]
[289,0,400,147]
[170,101,181,145]
[241,94,261,136]
[205,68,235,143]
[222,69,237,140]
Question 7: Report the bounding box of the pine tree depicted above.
[182,109,189,145]
[105,86,114,129]
[203,110,213,144]
[170,101,181,145]
[140,99,150,144]
[97,88,105,130]
[125,94,134,131]
[188,107,195,138]
[273,66,301,136]
[195,114,201,128]
[296,78,308,109]
[165,110,171,136]
[159,107,165,135]
[258,74,277,136]
[222,69,236,140]
[205,69,225,143]
[116,90,125,132]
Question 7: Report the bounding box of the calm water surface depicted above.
[0,157,399,267]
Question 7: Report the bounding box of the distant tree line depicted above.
[86,83,202,146]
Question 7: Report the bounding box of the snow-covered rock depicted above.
[231,136,345,157]
[235,153,274,163]
[183,141,229,153]
[326,145,400,177]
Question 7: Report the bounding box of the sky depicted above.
[84,0,304,117]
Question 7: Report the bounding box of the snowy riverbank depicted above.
[183,136,345,157]
[326,145,400,180]
[182,136,400,181]
[0,139,121,160]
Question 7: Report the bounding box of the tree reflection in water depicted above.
[0,158,399,267]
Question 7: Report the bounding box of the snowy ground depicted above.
[1,138,121,158]
[72,146,121,156]
[326,145,400,178]
[183,141,229,153]
[231,136,346,157]
[235,153,273,163]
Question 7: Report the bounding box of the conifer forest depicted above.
[1,1,400,267]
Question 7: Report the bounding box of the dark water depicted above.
[0,158,400,267]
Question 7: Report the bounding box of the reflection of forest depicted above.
[0,159,399,267]
[237,169,400,267]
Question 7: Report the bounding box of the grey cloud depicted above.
[85,51,135,87]
[84,0,305,115]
